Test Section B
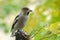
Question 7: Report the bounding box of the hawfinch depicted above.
[11,7,32,37]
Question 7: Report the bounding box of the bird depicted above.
[11,7,32,37]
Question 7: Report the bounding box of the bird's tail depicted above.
[10,32,15,37]
[10,30,15,37]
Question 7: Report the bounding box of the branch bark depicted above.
[15,30,30,40]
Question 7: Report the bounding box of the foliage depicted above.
[0,0,60,40]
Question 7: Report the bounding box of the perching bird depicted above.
[11,7,32,37]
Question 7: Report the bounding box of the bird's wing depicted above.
[11,15,19,31]
[15,15,19,20]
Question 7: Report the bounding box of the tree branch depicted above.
[15,30,30,40]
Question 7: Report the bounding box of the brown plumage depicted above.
[11,7,32,37]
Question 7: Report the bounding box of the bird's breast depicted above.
[14,15,28,30]
[18,15,28,26]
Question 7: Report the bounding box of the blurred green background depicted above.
[0,0,60,40]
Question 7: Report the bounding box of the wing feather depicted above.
[11,15,19,31]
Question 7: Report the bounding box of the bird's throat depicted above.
[27,12,29,15]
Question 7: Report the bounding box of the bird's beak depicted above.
[29,10,32,12]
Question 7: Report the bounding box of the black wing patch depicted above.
[11,20,18,30]
[15,15,19,19]
[11,15,19,31]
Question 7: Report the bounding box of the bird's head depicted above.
[21,7,32,15]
